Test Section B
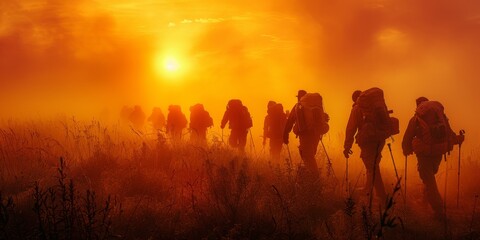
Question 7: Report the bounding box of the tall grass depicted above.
[0,118,477,239]
[32,157,120,240]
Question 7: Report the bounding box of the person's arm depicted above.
[444,114,465,145]
[343,106,360,156]
[263,116,269,145]
[283,105,297,144]
[402,117,417,156]
[166,115,171,133]
[208,114,214,128]
[324,112,330,122]
[220,109,229,129]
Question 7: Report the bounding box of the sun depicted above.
[164,57,180,72]
[154,55,183,78]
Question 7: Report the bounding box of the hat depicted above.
[416,97,429,107]
[352,90,362,102]
[267,100,276,109]
[296,90,307,98]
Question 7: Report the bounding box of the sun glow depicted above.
[154,55,183,76]
[164,57,180,72]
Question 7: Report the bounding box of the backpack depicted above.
[412,101,453,155]
[190,104,213,130]
[227,99,243,110]
[241,106,253,129]
[295,93,329,135]
[226,99,252,129]
[355,88,398,144]
[167,105,187,130]
[148,107,166,130]
[267,103,287,138]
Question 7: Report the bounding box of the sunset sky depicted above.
[1,0,480,152]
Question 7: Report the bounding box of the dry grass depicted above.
[0,117,478,239]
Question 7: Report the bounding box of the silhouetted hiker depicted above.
[166,105,188,143]
[263,101,277,150]
[120,106,133,123]
[129,105,146,129]
[220,99,253,152]
[402,97,464,219]
[264,101,287,160]
[343,88,398,201]
[189,103,213,146]
[147,107,166,131]
[284,90,330,179]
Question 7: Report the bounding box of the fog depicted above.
[1,0,479,154]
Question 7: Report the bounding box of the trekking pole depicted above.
[221,128,224,144]
[405,155,408,206]
[404,155,408,228]
[387,143,406,204]
[344,149,352,196]
[285,143,293,171]
[346,156,350,196]
[444,154,448,225]
[369,143,381,210]
[387,143,401,182]
[320,138,337,181]
[457,129,465,208]
[260,138,266,157]
[249,129,256,153]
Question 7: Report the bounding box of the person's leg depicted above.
[229,129,238,148]
[270,138,283,160]
[417,154,444,216]
[171,129,181,143]
[199,129,208,146]
[361,156,374,197]
[238,129,248,152]
[269,138,274,157]
[299,133,321,179]
[360,141,387,199]
[373,161,387,199]
[190,128,199,144]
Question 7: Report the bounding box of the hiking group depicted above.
[121,104,213,146]
[121,87,465,220]
[342,88,464,220]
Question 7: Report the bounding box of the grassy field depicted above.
[0,117,479,239]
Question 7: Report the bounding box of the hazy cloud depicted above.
[1,0,479,146]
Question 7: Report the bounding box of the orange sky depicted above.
[1,0,480,152]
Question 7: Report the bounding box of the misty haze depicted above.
[1,0,480,239]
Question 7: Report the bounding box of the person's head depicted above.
[168,105,181,113]
[133,105,143,112]
[352,90,362,103]
[267,101,276,109]
[151,107,163,116]
[227,99,242,110]
[296,90,307,101]
[190,103,204,113]
[416,97,429,107]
